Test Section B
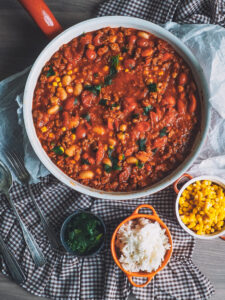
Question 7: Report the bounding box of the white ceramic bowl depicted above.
[175,175,225,239]
[23,16,210,200]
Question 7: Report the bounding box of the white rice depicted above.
[115,218,170,273]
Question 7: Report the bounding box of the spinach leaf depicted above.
[104,165,112,173]
[143,105,153,115]
[137,161,144,169]
[148,83,157,93]
[82,113,91,122]
[132,113,139,119]
[137,138,146,151]
[81,158,90,165]
[111,157,122,171]
[46,65,55,77]
[84,84,102,95]
[108,148,114,158]
[74,98,78,105]
[52,146,64,155]
[104,55,120,86]
[99,99,107,106]
[121,47,128,53]
[110,102,120,110]
[159,127,168,137]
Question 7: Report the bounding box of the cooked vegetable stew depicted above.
[33,27,200,191]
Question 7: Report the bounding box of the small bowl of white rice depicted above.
[111,204,173,287]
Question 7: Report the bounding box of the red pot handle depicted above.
[173,173,193,194]
[17,0,63,39]
[220,236,225,241]
[132,204,158,218]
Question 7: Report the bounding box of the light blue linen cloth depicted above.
[0,22,225,183]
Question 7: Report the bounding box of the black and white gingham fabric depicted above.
[1,0,223,299]
[98,0,225,26]
[0,176,214,299]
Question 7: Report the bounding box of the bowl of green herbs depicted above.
[60,210,106,257]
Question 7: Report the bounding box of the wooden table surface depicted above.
[0,1,224,299]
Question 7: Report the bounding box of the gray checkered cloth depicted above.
[1,0,223,299]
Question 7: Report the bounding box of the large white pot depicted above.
[23,16,210,200]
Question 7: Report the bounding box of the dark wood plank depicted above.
[0,1,224,299]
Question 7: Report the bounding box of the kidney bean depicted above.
[76,125,87,139]
[189,92,197,113]
[177,98,186,114]
[178,72,188,85]
[135,121,150,132]
[119,166,131,183]
[124,59,136,69]
[96,142,105,165]
[86,49,97,60]
[64,96,75,111]
[81,90,96,108]
[137,38,149,48]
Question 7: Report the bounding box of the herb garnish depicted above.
[143,105,153,115]
[110,103,120,110]
[82,113,91,122]
[104,164,112,173]
[122,47,128,53]
[93,72,98,78]
[99,99,107,106]
[104,55,120,86]
[137,161,144,169]
[108,148,114,158]
[52,146,64,155]
[81,158,90,165]
[84,84,102,95]
[152,148,158,154]
[148,83,157,93]
[46,65,55,78]
[65,212,104,254]
[159,127,168,137]
[74,98,78,105]
[104,156,121,173]
[132,113,139,119]
[137,138,146,151]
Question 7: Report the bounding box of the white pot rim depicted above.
[175,175,225,239]
[23,16,210,200]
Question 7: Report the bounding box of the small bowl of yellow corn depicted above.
[174,174,225,240]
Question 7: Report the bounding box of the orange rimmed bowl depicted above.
[111,204,173,287]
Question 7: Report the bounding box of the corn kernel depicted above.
[117,132,125,140]
[159,71,164,75]
[125,69,129,72]
[103,65,109,72]
[52,81,58,87]
[179,179,225,236]
[58,82,62,87]
[41,126,48,133]
[49,133,54,138]
[119,56,123,60]
[71,134,76,140]
[67,70,73,75]
[62,127,66,131]
[120,124,127,132]
[55,77,61,82]
[118,154,124,161]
